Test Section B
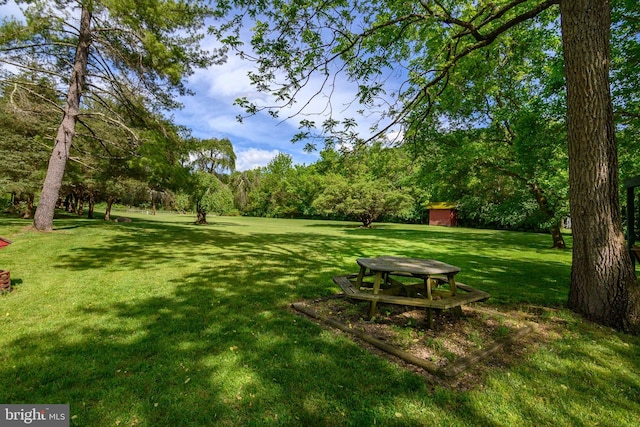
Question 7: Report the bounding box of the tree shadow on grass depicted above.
[462,317,640,426]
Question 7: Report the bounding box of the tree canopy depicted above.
[0,0,225,230]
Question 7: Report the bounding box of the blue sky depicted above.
[172,25,397,170]
[170,47,324,171]
[171,49,326,171]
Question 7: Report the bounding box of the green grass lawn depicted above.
[1,212,639,426]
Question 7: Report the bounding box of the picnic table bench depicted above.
[333,256,489,328]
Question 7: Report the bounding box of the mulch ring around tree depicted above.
[290,295,565,390]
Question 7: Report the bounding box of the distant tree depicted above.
[290,165,325,218]
[403,15,568,246]
[228,169,261,213]
[129,116,194,215]
[314,141,426,227]
[0,0,224,230]
[186,137,237,224]
[313,174,412,228]
[189,137,236,176]
[190,171,234,224]
[173,192,192,214]
[248,153,300,217]
[101,179,149,221]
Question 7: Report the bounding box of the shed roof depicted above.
[425,202,457,210]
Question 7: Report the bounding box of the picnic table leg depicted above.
[426,308,434,329]
[424,276,434,300]
[356,266,366,289]
[368,271,383,319]
[447,273,463,317]
[448,273,457,296]
[424,276,435,328]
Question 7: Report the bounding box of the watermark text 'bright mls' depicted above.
[0,405,69,427]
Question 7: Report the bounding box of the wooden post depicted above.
[628,185,635,265]
[355,265,366,289]
[0,270,10,292]
[426,308,434,329]
[448,273,457,296]
[624,176,640,265]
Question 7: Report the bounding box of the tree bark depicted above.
[33,6,92,231]
[88,195,95,219]
[196,208,208,224]
[77,197,85,216]
[561,0,640,332]
[549,224,565,249]
[105,196,115,221]
[20,193,35,220]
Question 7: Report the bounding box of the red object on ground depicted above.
[0,237,11,249]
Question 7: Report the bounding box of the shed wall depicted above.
[429,209,457,227]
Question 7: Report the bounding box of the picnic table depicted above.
[333,256,489,328]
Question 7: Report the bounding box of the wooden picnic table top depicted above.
[356,256,461,276]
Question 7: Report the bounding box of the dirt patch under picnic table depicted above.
[291,295,566,390]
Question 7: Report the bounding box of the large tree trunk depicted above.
[33,6,92,231]
[560,0,640,332]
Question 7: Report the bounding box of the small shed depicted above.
[426,202,458,227]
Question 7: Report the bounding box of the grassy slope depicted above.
[0,213,638,426]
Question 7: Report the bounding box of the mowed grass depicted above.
[0,212,639,426]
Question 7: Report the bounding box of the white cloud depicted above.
[235,148,280,171]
